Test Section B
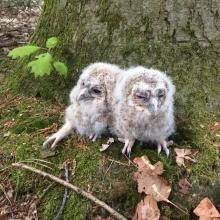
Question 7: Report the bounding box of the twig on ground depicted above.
[0,95,18,110]
[18,160,53,170]
[0,183,13,206]
[0,166,12,173]
[102,160,113,183]
[54,162,69,220]
[12,162,127,220]
[33,123,59,136]
[36,182,56,206]
[107,158,131,167]
[123,154,138,168]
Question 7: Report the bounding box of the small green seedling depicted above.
[8,37,68,78]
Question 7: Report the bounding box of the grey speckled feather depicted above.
[110,66,175,155]
[43,62,123,149]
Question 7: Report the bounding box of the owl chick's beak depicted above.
[77,88,91,101]
[148,98,158,113]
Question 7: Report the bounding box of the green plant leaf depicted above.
[46,37,59,49]
[53,61,68,77]
[27,53,53,77]
[8,45,40,59]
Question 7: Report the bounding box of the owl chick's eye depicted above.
[135,91,150,101]
[157,89,165,98]
[91,87,102,94]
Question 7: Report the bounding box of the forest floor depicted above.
[0,5,220,220]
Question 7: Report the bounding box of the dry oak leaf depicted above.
[159,217,170,220]
[174,148,196,167]
[178,178,192,195]
[133,156,171,202]
[193,197,220,220]
[133,195,160,220]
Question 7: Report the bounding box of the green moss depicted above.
[0,80,219,219]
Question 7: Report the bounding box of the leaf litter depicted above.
[178,178,192,195]
[174,148,196,167]
[133,156,171,202]
[133,195,160,220]
[193,197,220,220]
[133,156,188,219]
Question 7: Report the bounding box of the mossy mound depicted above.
[0,79,219,219]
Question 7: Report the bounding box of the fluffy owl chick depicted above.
[111,66,175,156]
[43,62,123,149]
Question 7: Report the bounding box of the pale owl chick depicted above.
[43,62,123,149]
[111,66,175,156]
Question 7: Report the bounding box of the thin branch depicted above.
[54,163,69,220]
[123,154,138,168]
[18,160,53,170]
[29,159,54,165]
[107,158,130,167]
[0,166,12,173]
[12,163,127,220]
[0,183,13,206]
[36,182,56,206]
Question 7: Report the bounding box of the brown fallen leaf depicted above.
[174,148,196,167]
[78,137,89,150]
[133,156,171,202]
[159,217,170,220]
[134,156,164,175]
[133,195,160,220]
[178,178,191,195]
[193,197,220,220]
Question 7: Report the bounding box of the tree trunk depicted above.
[9,0,220,106]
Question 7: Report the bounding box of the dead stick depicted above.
[54,163,69,220]
[12,163,127,220]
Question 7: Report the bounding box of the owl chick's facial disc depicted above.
[43,62,123,149]
[131,80,167,114]
[112,66,175,156]
[77,80,106,102]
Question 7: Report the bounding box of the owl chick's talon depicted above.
[121,139,134,155]
[162,141,170,157]
[43,136,55,148]
[92,135,97,142]
[157,144,162,155]
[165,148,170,157]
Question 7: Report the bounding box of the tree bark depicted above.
[9,0,219,109]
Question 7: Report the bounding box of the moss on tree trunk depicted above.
[8,0,220,106]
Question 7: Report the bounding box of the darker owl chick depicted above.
[110,66,175,156]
